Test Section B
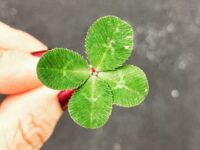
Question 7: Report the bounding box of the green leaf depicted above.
[86,16,134,71]
[68,76,113,128]
[37,48,90,90]
[99,65,149,107]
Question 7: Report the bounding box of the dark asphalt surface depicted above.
[0,0,200,149]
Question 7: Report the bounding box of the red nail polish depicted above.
[31,50,48,57]
[57,89,76,110]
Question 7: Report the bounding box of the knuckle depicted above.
[18,114,52,149]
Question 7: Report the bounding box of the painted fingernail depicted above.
[31,50,48,57]
[57,89,76,110]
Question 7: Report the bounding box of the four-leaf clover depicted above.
[37,16,149,129]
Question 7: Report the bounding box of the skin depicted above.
[0,22,63,150]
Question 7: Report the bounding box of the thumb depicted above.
[0,87,73,150]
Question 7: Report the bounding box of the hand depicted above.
[0,22,71,150]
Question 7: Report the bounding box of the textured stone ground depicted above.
[0,0,200,149]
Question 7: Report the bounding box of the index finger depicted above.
[0,50,42,94]
[0,22,47,52]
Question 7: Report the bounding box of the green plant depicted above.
[37,16,149,129]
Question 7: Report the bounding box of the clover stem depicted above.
[89,64,98,76]
[91,67,96,73]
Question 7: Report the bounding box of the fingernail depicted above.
[57,89,76,110]
[31,50,48,57]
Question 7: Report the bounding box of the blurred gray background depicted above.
[0,0,200,149]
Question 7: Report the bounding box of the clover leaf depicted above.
[37,48,90,90]
[37,16,149,129]
[68,76,113,128]
[86,16,133,71]
[98,65,149,107]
